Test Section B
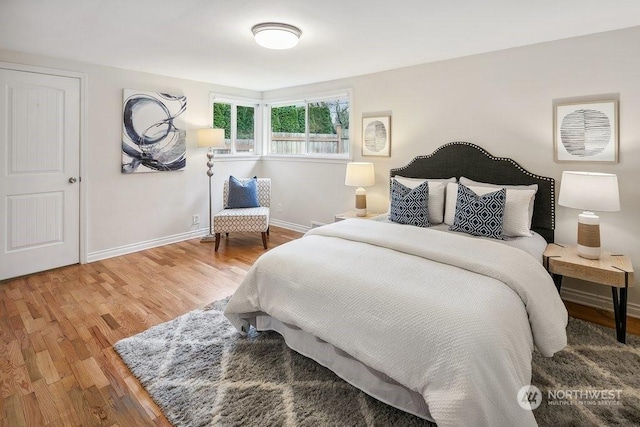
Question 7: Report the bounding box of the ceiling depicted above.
[2,0,640,91]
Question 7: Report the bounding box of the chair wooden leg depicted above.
[266,227,270,236]
[226,233,229,237]
[215,233,221,251]
[261,232,267,249]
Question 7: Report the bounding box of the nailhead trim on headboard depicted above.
[390,142,555,242]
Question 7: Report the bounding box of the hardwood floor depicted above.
[564,300,640,336]
[1,226,637,426]
[0,227,301,426]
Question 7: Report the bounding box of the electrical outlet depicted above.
[277,203,282,213]
[192,214,200,225]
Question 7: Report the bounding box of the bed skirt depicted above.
[248,314,434,422]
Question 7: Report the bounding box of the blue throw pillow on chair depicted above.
[227,176,260,208]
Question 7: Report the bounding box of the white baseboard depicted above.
[87,228,207,263]
[86,223,640,321]
[269,219,310,234]
[561,286,640,319]
[86,219,309,263]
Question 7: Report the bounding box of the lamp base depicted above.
[201,149,217,244]
[355,187,367,217]
[577,211,601,259]
[201,234,217,243]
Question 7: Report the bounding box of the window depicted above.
[211,95,260,155]
[267,93,350,157]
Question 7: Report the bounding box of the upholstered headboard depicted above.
[390,142,555,242]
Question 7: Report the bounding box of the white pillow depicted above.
[396,176,457,185]
[444,183,536,237]
[459,177,537,227]
[459,177,539,193]
[392,177,447,224]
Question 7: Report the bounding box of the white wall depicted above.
[0,48,261,258]
[262,159,353,227]
[263,26,640,308]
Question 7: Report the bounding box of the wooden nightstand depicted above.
[543,243,635,343]
[334,211,381,222]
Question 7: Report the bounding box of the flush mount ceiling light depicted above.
[252,22,302,50]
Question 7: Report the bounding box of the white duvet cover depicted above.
[225,219,568,426]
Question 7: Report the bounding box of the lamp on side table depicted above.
[345,162,375,217]
[558,171,620,259]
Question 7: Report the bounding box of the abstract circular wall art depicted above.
[554,100,618,163]
[362,115,391,157]
[122,90,187,173]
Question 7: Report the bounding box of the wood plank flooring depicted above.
[1,226,637,426]
[1,228,301,426]
[564,300,640,336]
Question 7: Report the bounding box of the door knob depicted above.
[68,177,77,184]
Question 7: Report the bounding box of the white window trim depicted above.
[209,93,262,156]
[263,88,352,161]
[261,155,351,164]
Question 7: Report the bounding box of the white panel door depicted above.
[0,69,80,280]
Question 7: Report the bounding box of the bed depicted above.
[224,142,568,427]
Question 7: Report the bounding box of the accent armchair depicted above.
[213,177,271,251]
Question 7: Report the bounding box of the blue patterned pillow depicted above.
[449,184,506,239]
[389,180,430,227]
[227,176,260,208]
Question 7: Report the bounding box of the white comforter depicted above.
[225,220,568,426]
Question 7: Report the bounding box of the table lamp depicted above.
[558,171,620,259]
[345,162,375,216]
[197,128,226,242]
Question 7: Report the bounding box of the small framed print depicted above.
[554,100,618,163]
[362,115,391,157]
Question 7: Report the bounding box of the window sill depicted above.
[262,154,351,164]
[212,154,261,162]
[210,153,352,164]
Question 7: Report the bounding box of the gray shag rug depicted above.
[114,300,640,426]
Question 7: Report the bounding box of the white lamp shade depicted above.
[345,162,375,187]
[197,128,225,148]
[558,171,620,212]
[252,23,301,50]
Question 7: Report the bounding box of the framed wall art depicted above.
[554,99,618,163]
[122,89,188,173]
[362,115,391,157]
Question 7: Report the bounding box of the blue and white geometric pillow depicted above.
[389,180,430,227]
[449,184,506,239]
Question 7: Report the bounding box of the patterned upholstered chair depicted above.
[213,178,271,251]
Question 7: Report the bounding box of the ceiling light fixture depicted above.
[252,22,302,50]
